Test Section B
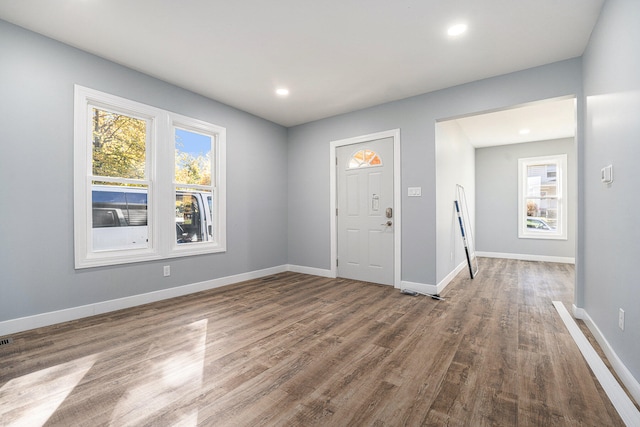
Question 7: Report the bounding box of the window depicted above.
[174,127,214,246]
[518,154,567,240]
[348,149,382,169]
[74,86,226,268]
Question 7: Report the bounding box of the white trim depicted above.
[437,260,468,290]
[401,260,467,296]
[329,129,402,287]
[476,251,575,264]
[572,304,587,319]
[169,113,227,257]
[286,264,333,278]
[400,280,438,296]
[0,265,287,336]
[573,304,640,406]
[553,302,640,425]
[74,85,162,268]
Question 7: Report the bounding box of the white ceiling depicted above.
[447,97,577,148]
[0,0,602,128]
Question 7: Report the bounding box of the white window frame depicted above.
[518,154,567,240]
[169,114,226,257]
[74,85,226,269]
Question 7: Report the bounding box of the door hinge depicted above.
[336,259,339,267]
[336,208,338,216]
[336,157,338,166]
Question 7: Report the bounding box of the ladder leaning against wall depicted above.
[455,184,479,279]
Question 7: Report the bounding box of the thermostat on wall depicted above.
[601,164,613,184]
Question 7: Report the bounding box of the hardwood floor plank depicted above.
[0,259,628,426]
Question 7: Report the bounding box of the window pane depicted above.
[348,149,382,169]
[526,198,558,230]
[175,189,213,244]
[92,183,148,251]
[92,108,146,179]
[175,129,212,185]
[526,163,557,197]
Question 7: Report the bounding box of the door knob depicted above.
[381,221,392,227]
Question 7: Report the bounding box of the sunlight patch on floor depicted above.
[0,353,97,426]
[109,319,208,426]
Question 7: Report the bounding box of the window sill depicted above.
[518,232,567,241]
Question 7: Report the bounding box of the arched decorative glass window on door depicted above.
[348,149,382,169]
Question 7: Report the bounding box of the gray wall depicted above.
[0,20,288,322]
[582,0,640,381]
[435,121,475,283]
[288,60,582,286]
[475,138,577,259]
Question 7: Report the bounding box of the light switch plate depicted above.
[601,164,613,184]
[408,187,422,197]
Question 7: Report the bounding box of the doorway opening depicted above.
[435,96,577,292]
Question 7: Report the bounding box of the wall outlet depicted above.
[163,265,170,277]
[618,308,624,331]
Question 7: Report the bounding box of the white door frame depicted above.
[329,129,401,288]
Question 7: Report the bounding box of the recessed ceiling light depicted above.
[519,128,531,135]
[447,24,467,37]
[275,88,289,97]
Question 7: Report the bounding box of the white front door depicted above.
[336,137,394,285]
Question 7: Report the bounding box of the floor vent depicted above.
[0,337,14,347]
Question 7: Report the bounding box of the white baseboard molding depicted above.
[554,302,640,425]
[400,280,438,296]
[572,305,587,319]
[0,265,289,337]
[476,251,575,264]
[573,304,640,406]
[286,264,334,278]
[400,261,467,297]
[437,260,468,291]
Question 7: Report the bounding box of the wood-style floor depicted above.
[0,258,626,426]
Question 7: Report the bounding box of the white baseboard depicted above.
[573,304,640,406]
[0,265,289,336]
[437,260,468,291]
[476,251,575,264]
[400,280,438,296]
[400,261,467,297]
[286,264,334,278]
[555,302,640,425]
[572,305,587,319]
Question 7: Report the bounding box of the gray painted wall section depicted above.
[475,138,577,258]
[288,60,582,286]
[582,0,640,381]
[0,20,288,322]
[435,121,475,283]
